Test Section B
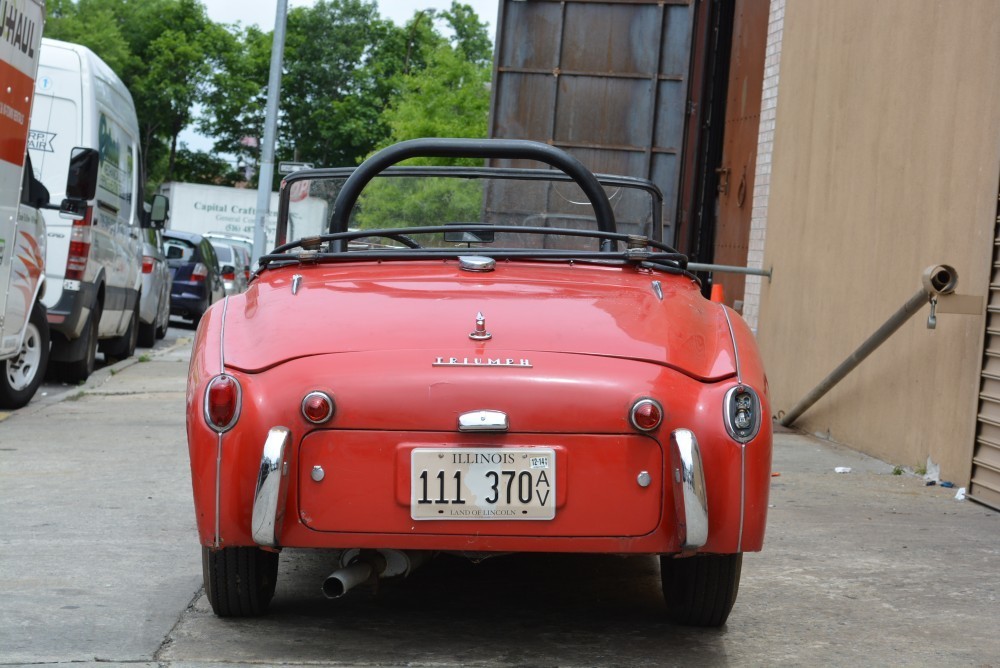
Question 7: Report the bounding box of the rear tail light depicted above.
[724,386,761,443]
[191,262,209,282]
[142,256,155,274]
[205,374,242,432]
[65,208,93,281]
[302,391,335,424]
[629,398,663,432]
[222,270,236,281]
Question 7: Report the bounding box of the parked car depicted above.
[138,224,172,347]
[163,230,225,323]
[207,239,249,295]
[204,232,253,264]
[186,139,772,626]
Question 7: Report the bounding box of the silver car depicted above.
[139,227,172,347]
[209,240,250,296]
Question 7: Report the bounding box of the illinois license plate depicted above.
[411,447,556,520]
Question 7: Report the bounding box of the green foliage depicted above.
[378,43,491,163]
[353,176,484,232]
[172,147,241,186]
[43,0,494,191]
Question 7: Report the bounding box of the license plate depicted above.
[411,448,556,520]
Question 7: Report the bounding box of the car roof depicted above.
[163,229,204,243]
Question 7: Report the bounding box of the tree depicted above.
[45,0,231,189]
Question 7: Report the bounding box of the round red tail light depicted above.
[205,374,241,432]
[302,391,335,424]
[630,398,663,432]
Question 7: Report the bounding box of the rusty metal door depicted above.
[490,0,697,243]
[710,0,769,310]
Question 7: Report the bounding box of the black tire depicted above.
[154,286,169,339]
[102,302,139,361]
[53,308,99,384]
[202,546,279,617]
[0,301,50,409]
[660,553,742,627]
[138,320,156,348]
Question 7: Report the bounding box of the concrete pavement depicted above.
[0,333,997,666]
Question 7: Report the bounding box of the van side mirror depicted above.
[60,147,100,220]
[148,194,169,228]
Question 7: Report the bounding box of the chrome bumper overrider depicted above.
[669,429,709,549]
[251,427,291,547]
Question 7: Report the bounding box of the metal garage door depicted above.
[970,184,1000,511]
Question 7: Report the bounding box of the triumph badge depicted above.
[469,312,492,341]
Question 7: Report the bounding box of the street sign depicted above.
[278,161,314,174]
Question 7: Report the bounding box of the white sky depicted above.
[202,0,499,40]
[182,0,500,153]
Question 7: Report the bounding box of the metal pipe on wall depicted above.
[779,265,958,427]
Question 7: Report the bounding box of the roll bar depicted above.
[328,138,618,237]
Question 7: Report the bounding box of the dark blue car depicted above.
[163,230,226,323]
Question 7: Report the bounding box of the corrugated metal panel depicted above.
[970,186,1000,512]
[490,0,696,243]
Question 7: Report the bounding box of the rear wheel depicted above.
[202,546,279,617]
[660,553,742,627]
[0,301,49,409]
[154,285,169,339]
[102,302,139,361]
[138,319,156,348]
[51,308,99,384]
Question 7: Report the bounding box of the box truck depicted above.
[0,0,49,407]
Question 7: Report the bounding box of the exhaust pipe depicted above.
[322,561,374,599]
[322,549,433,599]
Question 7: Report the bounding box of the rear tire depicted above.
[138,319,156,348]
[0,301,49,409]
[51,308,99,384]
[102,302,139,361]
[202,546,279,617]
[660,553,742,627]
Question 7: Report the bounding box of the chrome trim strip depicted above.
[458,409,509,432]
[251,427,292,547]
[219,296,229,373]
[738,444,746,551]
[720,305,742,384]
[669,429,709,550]
[214,297,229,547]
[291,274,303,295]
[214,435,222,548]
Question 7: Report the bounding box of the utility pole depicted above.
[252,0,288,265]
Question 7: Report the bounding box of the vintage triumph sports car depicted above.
[186,138,772,626]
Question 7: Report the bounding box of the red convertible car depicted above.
[186,139,771,626]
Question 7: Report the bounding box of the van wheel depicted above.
[660,553,742,627]
[53,309,99,383]
[103,303,139,361]
[202,546,279,617]
[0,301,50,409]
